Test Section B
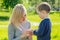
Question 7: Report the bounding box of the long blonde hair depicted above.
[9,4,26,27]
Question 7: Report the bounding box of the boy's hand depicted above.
[26,29,33,36]
[22,29,33,37]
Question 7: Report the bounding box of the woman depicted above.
[8,4,32,40]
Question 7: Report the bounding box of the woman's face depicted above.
[20,13,26,23]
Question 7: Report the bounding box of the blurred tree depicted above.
[26,0,42,14]
[42,0,55,5]
[42,0,48,2]
[2,0,23,9]
[42,0,55,10]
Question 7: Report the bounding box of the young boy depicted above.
[30,2,51,40]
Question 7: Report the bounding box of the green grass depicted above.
[0,27,8,40]
[0,11,60,40]
[0,24,60,40]
[51,25,60,40]
[0,11,11,17]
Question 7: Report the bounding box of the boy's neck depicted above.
[43,14,49,19]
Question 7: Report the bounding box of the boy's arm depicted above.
[33,26,45,36]
[33,22,47,36]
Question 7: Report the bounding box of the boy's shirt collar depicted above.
[42,17,50,21]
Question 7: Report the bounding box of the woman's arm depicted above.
[8,24,22,40]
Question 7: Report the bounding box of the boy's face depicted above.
[38,10,48,19]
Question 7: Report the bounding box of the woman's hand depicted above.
[26,29,33,36]
[21,29,33,39]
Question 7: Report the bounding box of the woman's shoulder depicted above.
[8,23,15,29]
[26,20,31,24]
[8,23,14,27]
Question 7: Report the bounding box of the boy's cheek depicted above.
[39,15,43,19]
[38,13,43,18]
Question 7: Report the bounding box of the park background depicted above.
[0,0,60,40]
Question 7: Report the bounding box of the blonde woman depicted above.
[8,4,32,40]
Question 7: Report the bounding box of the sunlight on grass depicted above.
[0,12,11,17]
[0,28,8,40]
[0,21,9,25]
[0,24,60,40]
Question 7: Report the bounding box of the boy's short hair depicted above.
[37,2,51,13]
